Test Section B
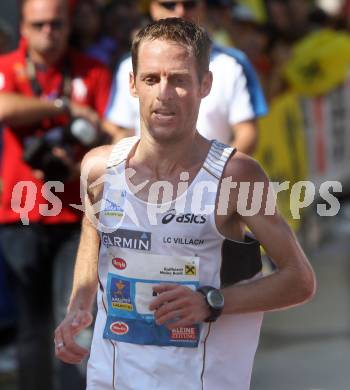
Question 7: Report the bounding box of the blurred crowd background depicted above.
[1,0,350,389]
[3,0,350,99]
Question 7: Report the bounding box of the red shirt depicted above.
[0,42,112,224]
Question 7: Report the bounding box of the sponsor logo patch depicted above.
[185,264,196,276]
[171,327,197,341]
[102,229,151,251]
[110,321,129,335]
[162,209,206,225]
[162,236,204,246]
[112,258,127,270]
[159,262,196,276]
[103,199,124,217]
[110,278,133,311]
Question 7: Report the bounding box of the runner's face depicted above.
[130,39,211,143]
[150,0,205,23]
[21,0,69,59]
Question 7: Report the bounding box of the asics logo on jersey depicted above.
[161,209,206,224]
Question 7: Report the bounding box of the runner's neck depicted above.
[131,131,209,178]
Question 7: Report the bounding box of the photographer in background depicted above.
[0,0,113,389]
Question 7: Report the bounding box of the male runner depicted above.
[106,0,267,155]
[55,19,315,390]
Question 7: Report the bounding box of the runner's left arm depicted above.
[151,153,316,328]
[219,153,316,314]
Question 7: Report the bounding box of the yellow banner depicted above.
[254,93,308,230]
[284,29,350,96]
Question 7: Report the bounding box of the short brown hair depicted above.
[131,18,212,81]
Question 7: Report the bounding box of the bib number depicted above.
[103,250,200,348]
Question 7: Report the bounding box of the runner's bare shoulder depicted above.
[81,145,113,185]
[221,151,271,216]
[223,151,267,183]
[80,144,114,205]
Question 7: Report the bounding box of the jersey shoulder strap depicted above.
[107,136,139,168]
[203,140,236,180]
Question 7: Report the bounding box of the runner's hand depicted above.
[54,309,93,364]
[150,284,210,329]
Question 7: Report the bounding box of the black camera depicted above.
[23,118,98,182]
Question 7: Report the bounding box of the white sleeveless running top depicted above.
[87,137,263,390]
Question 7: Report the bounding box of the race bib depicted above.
[103,249,200,348]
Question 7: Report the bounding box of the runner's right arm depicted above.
[54,214,99,364]
[55,145,112,364]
